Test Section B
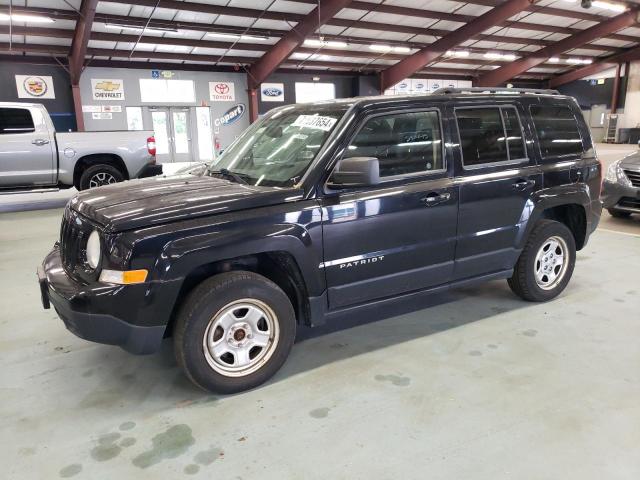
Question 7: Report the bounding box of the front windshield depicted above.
[208,104,349,187]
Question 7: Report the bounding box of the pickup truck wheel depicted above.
[79,164,124,190]
[508,220,576,302]
[607,208,631,219]
[174,271,296,394]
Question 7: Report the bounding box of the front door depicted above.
[150,108,193,163]
[0,106,55,187]
[452,105,542,280]
[321,107,459,310]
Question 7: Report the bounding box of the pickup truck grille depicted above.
[60,207,90,273]
[624,169,640,187]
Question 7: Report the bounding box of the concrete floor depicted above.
[1,145,639,479]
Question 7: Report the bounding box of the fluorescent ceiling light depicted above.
[0,13,54,23]
[369,44,392,52]
[446,50,470,57]
[566,57,593,64]
[303,39,348,48]
[104,23,177,33]
[549,57,560,63]
[207,32,267,41]
[393,46,410,53]
[484,52,517,60]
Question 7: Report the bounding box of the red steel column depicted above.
[611,63,622,113]
[248,87,259,123]
[72,84,85,132]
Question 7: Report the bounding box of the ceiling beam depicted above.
[380,0,534,91]
[246,0,354,89]
[68,0,98,84]
[549,45,640,87]
[287,0,639,44]
[0,42,551,80]
[476,8,640,87]
[0,5,625,55]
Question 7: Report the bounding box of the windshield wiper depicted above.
[207,167,249,185]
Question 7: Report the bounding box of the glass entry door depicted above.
[150,108,193,163]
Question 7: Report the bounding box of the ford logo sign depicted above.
[262,87,282,97]
[416,83,424,89]
[217,104,245,126]
[399,83,408,89]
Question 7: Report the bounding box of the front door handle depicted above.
[512,179,535,191]
[32,139,50,146]
[421,191,451,206]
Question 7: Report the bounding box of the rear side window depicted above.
[345,110,443,178]
[455,107,525,167]
[0,108,35,134]
[530,105,584,158]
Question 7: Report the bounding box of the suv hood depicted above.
[70,174,302,232]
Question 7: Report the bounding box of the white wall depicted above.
[623,61,640,129]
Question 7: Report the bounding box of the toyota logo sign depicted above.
[215,83,230,95]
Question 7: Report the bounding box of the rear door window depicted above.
[455,107,526,167]
[530,105,584,158]
[0,108,35,134]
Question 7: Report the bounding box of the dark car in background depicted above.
[39,88,602,394]
[602,147,640,218]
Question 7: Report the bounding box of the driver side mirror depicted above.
[329,157,380,187]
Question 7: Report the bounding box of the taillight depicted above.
[147,136,156,157]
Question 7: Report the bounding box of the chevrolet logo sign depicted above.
[95,81,121,91]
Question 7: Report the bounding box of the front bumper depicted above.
[602,180,640,213]
[137,163,163,179]
[38,246,165,354]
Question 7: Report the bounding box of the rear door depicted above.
[320,105,459,309]
[452,103,542,280]
[0,106,55,187]
[529,102,591,187]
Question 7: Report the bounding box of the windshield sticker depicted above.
[292,115,337,131]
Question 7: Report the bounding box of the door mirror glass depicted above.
[329,157,380,187]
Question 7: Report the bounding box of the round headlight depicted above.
[86,230,101,270]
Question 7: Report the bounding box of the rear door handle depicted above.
[512,179,535,191]
[32,139,50,146]
[420,191,451,206]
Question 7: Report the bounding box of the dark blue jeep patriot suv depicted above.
[39,88,602,393]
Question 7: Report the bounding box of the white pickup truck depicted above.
[0,102,162,190]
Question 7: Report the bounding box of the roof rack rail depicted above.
[432,87,560,96]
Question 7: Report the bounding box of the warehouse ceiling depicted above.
[0,0,639,84]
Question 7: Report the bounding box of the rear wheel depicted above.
[508,220,576,302]
[174,271,296,394]
[608,208,631,219]
[78,164,124,190]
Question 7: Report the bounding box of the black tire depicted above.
[78,164,124,190]
[608,208,631,219]
[174,271,296,394]
[508,219,576,302]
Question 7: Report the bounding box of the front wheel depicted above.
[508,220,576,302]
[174,271,296,394]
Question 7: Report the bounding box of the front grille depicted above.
[623,169,640,187]
[618,197,640,210]
[60,207,91,273]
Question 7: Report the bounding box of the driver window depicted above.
[345,110,443,178]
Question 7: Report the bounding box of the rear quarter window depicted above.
[530,105,584,158]
[0,107,35,134]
